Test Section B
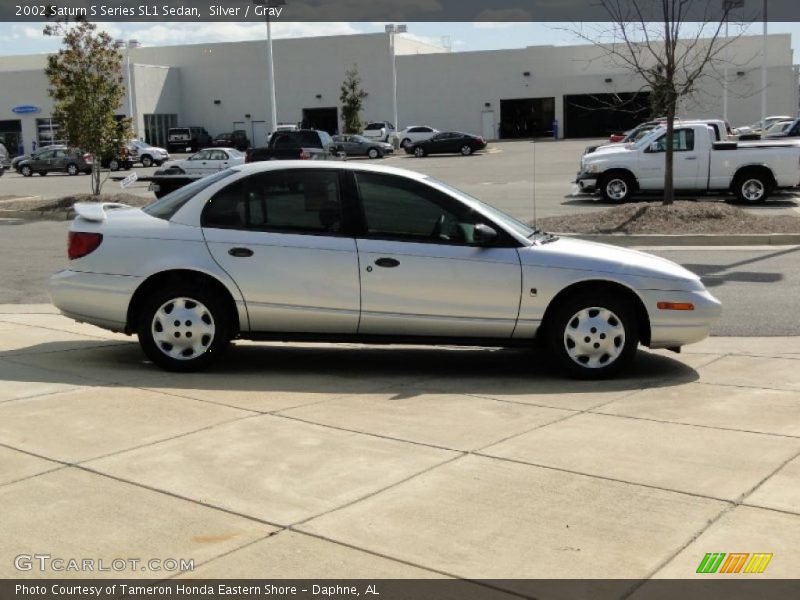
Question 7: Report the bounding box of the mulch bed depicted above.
[536,201,800,234]
[0,193,150,213]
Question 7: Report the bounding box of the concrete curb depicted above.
[555,232,800,246]
[0,209,74,221]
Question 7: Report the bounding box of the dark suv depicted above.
[167,127,212,153]
[212,130,251,151]
[18,146,93,177]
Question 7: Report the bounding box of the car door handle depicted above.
[375,257,400,268]
[684,156,697,160]
[228,247,254,257]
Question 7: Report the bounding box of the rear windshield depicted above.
[169,129,189,136]
[143,170,237,220]
[271,131,322,148]
[365,123,384,130]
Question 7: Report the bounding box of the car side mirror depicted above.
[473,223,498,245]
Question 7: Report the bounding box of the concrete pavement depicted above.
[1,306,799,583]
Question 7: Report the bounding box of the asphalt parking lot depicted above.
[1,307,799,583]
[4,140,800,221]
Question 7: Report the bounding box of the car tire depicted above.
[600,172,635,203]
[367,148,380,159]
[21,165,32,177]
[66,163,79,176]
[109,159,120,171]
[414,146,426,157]
[732,172,770,203]
[460,144,473,156]
[39,171,48,177]
[545,292,639,379]
[137,285,231,372]
[401,138,412,148]
[141,155,153,167]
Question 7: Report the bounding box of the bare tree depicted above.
[568,0,749,205]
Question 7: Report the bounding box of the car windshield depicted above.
[131,141,150,149]
[425,177,537,239]
[634,127,666,149]
[143,170,237,220]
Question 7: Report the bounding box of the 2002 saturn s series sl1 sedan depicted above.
[49,162,721,378]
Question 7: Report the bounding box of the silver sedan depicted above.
[49,162,721,378]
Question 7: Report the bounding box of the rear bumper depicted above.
[48,270,143,333]
[639,288,722,349]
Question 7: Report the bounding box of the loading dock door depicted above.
[302,107,338,135]
[563,92,651,138]
[499,97,554,139]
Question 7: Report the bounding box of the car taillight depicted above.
[83,153,93,164]
[299,150,311,160]
[68,232,103,260]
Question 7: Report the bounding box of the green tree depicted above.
[339,64,368,134]
[44,19,132,195]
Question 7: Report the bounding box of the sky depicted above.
[2,21,800,56]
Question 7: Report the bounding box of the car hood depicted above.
[521,237,703,289]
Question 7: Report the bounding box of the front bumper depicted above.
[574,171,598,193]
[639,288,722,349]
[49,269,143,333]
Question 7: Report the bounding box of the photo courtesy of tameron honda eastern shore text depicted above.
[48,161,721,378]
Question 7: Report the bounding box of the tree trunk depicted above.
[662,102,676,206]
[92,161,101,195]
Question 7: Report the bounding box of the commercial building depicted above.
[0,31,796,155]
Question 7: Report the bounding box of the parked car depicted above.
[397,125,439,149]
[246,130,340,163]
[576,123,800,203]
[100,144,133,172]
[158,148,245,176]
[332,134,393,158]
[735,115,793,139]
[167,127,212,153]
[18,147,93,177]
[127,140,169,167]
[13,147,56,172]
[49,161,721,378]
[213,130,250,151]
[362,121,395,142]
[762,118,800,139]
[405,132,487,157]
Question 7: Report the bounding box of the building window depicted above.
[36,118,66,148]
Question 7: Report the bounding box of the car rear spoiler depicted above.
[73,202,131,222]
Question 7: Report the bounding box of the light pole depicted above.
[722,0,745,123]
[254,0,285,135]
[761,0,768,124]
[385,24,406,148]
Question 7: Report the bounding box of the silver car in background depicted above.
[49,162,721,378]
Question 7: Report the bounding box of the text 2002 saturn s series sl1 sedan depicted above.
[49,162,721,379]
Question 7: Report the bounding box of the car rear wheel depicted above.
[414,146,426,157]
[600,172,634,203]
[137,286,231,372]
[141,155,153,167]
[39,171,48,177]
[21,165,32,177]
[109,159,120,171]
[460,144,473,156]
[546,293,639,379]
[401,138,412,148]
[733,173,770,203]
[66,163,79,176]
[367,148,380,159]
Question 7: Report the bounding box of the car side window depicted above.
[203,170,343,235]
[356,172,480,245]
[653,129,694,152]
[210,150,228,160]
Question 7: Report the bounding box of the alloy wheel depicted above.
[741,178,765,202]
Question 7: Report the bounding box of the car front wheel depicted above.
[109,159,120,171]
[141,155,153,168]
[600,172,634,203]
[367,148,380,159]
[546,293,639,379]
[137,286,231,372]
[21,165,32,177]
[460,144,473,156]
[414,146,426,157]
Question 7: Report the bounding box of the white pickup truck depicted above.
[576,123,800,203]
